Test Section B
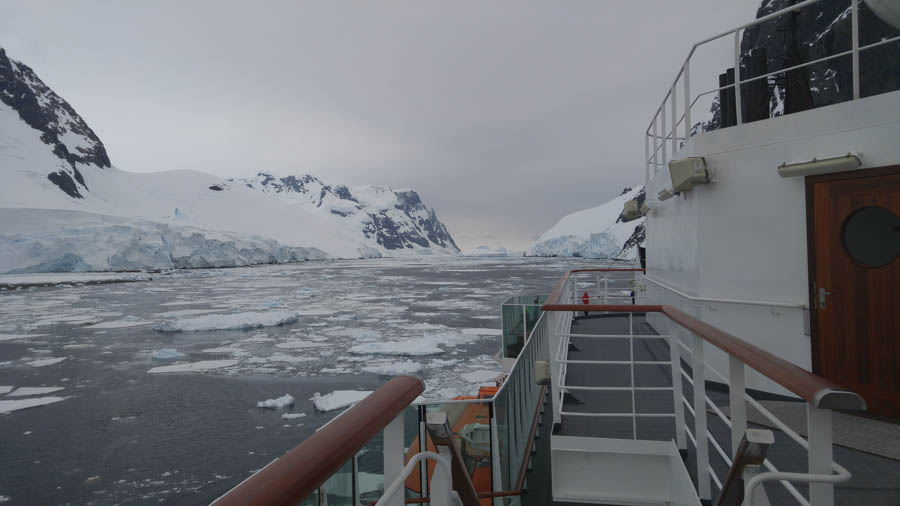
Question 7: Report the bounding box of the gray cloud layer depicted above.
[1,1,757,250]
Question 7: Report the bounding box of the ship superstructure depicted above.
[212,1,900,504]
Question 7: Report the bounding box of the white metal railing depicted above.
[545,299,859,506]
[376,452,453,506]
[644,0,900,183]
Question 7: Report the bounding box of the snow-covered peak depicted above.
[0,47,109,200]
[527,186,645,259]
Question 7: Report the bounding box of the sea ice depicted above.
[147,360,239,374]
[0,386,13,395]
[86,317,154,329]
[153,311,298,332]
[257,394,295,409]
[348,341,443,356]
[202,346,245,354]
[0,333,47,342]
[26,357,67,367]
[0,396,66,414]
[461,370,501,384]
[460,328,503,336]
[151,349,185,360]
[8,387,65,397]
[361,360,423,376]
[281,412,306,419]
[311,390,373,412]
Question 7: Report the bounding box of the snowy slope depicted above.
[0,48,458,273]
[527,186,645,259]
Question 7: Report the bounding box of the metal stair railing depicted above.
[542,268,865,506]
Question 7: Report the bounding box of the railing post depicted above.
[851,0,860,99]
[645,131,650,184]
[671,84,677,154]
[808,404,835,506]
[683,60,691,140]
[383,412,405,506]
[629,312,637,439]
[691,333,711,502]
[550,312,562,426]
[729,355,747,458]
[523,304,528,342]
[669,330,687,452]
[653,115,659,174]
[661,100,668,168]
[734,30,743,126]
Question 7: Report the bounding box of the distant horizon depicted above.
[0,1,759,250]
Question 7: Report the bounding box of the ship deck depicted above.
[524,314,900,505]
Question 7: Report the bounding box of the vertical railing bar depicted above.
[683,61,691,140]
[630,312,637,439]
[851,0,860,100]
[661,98,668,168]
[670,83,677,155]
[728,355,747,458]
[645,132,650,184]
[808,405,835,506]
[734,29,744,125]
[691,333,711,501]
[653,115,659,174]
[669,324,687,451]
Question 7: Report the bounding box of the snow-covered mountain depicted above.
[527,186,645,260]
[0,48,458,273]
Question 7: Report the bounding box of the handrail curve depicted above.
[212,376,425,506]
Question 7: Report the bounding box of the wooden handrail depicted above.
[212,376,425,506]
[541,268,864,411]
[544,268,644,307]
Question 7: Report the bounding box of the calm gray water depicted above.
[0,256,590,505]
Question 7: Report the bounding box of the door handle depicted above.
[818,287,832,309]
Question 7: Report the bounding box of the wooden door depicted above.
[808,166,900,419]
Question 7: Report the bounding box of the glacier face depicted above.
[0,47,459,272]
[526,186,645,260]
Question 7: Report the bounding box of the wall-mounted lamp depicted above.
[622,199,641,222]
[777,152,862,178]
[657,188,675,201]
[669,157,710,192]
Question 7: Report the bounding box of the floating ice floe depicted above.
[257,394,295,409]
[349,341,443,356]
[8,387,65,397]
[152,309,223,318]
[281,412,306,419]
[460,328,503,336]
[153,311,298,332]
[0,386,14,395]
[202,346,245,354]
[151,348,185,360]
[0,333,47,342]
[86,317,153,329]
[242,334,275,343]
[0,396,66,414]
[275,340,328,349]
[471,315,500,320]
[361,360,423,376]
[312,390,373,412]
[461,370,501,384]
[148,360,239,374]
[267,353,317,364]
[26,357,67,367]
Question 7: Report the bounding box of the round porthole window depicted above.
[842,206,900,267]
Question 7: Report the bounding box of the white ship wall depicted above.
[643,89,900,396]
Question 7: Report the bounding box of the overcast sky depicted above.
[1,1,759,250]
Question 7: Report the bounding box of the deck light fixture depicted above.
[668,157,710,192]
[777,153,861,178]
[622,199,642,222]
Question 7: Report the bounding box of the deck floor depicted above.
[524,313,900,506]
